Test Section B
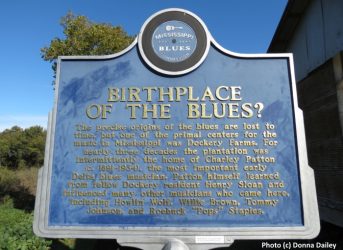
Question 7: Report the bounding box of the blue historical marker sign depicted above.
[34,9,320,248]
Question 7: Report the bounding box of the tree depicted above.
[41,12,134,79]
[0,126,46,168]
[0,126,25,168]
[22,126,46,167]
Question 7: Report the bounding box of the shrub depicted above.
[16,167,39,196]
[0,167,20,198]
[0,199,51,250]
[0,167,37,211]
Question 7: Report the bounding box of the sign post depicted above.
[34,9,320,250]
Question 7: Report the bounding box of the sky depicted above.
[0,0,287,132]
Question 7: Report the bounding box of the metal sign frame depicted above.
[34,8,320,249]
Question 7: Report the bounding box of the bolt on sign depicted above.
[34,9,320,249]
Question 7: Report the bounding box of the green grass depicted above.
[0,168,105,250]
[0,198,51,250]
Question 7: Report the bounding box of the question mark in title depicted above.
[254,103,264,118]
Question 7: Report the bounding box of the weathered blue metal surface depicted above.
[48,44,303,227]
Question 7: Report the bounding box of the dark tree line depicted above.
[0,126,46,168]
